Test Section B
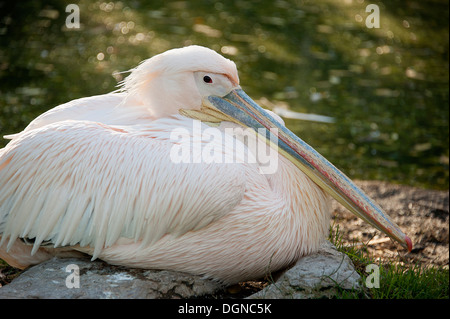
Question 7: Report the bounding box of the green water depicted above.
[0,0,448,190]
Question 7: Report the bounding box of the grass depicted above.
[329,224,449,299]
[0,258,23,287]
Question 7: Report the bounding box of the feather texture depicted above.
[0,116,252,258]
[0,46,335,283]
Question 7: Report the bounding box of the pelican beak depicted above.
[201,88,412,252]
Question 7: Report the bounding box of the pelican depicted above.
[0,46,411,284]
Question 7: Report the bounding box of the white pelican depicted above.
[0,46,411,284]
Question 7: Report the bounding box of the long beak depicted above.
[202,88,412,252]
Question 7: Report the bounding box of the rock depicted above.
[248,241,362,299]
[0,241,361,299]
[0,256,224,299]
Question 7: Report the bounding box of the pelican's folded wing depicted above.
[0,117,250,259]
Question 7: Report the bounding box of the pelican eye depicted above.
[203,76,213,84]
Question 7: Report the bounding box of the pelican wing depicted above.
[0,117,248,258]
[4,93,152,140]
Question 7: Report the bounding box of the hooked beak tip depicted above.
[405,235,413,252]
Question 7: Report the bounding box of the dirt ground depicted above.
[1,180,448,288]
[332,180,449,268]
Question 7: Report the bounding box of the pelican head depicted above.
[125,45,412,251]
[123,45,239,119]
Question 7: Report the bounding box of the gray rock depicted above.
[0,256,224,299]
[0,242,361,299]
[248,241,362,299]
[0,242,362,299]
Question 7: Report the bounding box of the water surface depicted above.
[0,0,448,189]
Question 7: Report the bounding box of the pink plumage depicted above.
[0,45,410,283]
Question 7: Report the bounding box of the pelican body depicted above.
[0,46,411,284]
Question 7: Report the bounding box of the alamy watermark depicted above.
[365,4,380,28]
[365,264,380,288]
[65,4,80,29]
[66,264,80,289]
[169,120,280,174]
[65,263,80,288]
